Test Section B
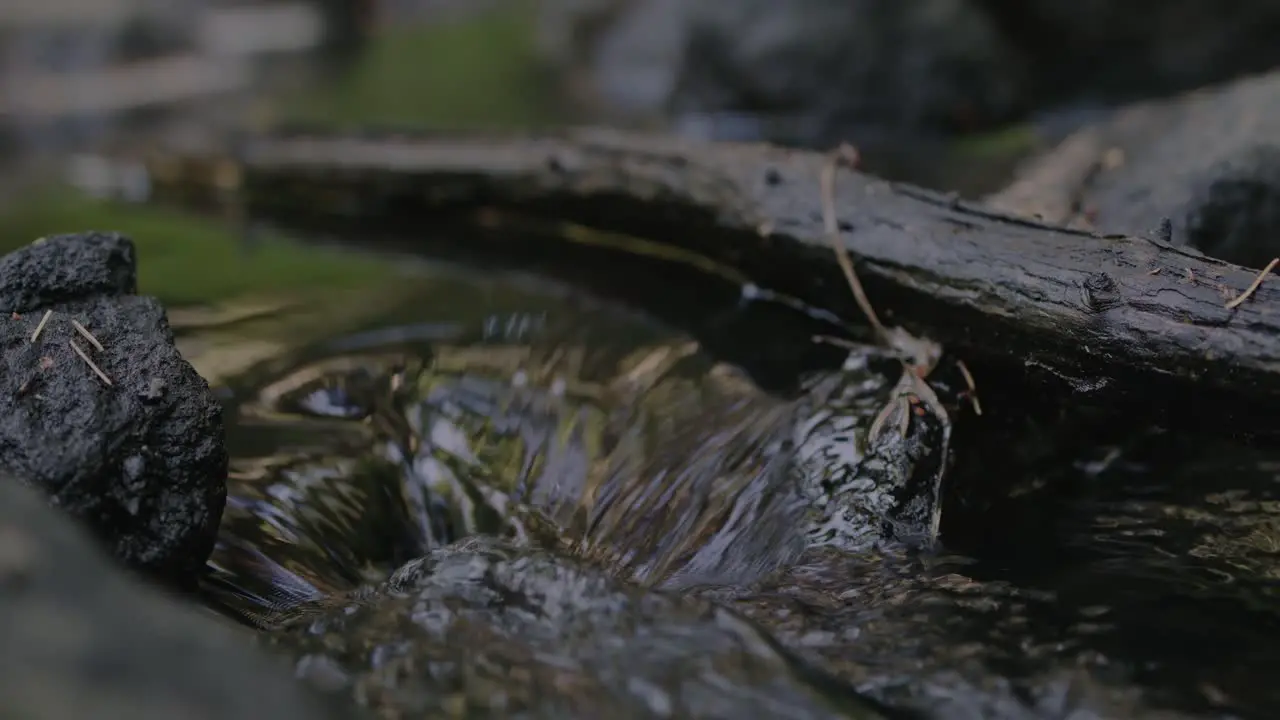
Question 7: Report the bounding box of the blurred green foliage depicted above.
[0,3,554,307]
[285,2,560,129]
[0,189,392,307]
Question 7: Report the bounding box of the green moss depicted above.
[950,124,1040,160]
[0,5,559,307]
[0,189,396,308]
[282,3,561,129]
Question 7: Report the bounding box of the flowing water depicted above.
[195,244,953,617]
[188,247,950,717]
[151,224,1280,719]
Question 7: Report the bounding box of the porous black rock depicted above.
[0,232,227,586]
[0,232,136,311]
[0,477,352,720]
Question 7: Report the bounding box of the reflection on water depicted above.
[200,259,694,618]
[198,257,792,621]
[945,428,1280,717]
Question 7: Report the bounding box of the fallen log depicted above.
[232,127,1280,407]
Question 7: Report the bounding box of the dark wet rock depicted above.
[0,231,136,310]
[0,476,353,720]
[263,535,888,720]
[0,233,227,585]
[587,346,955,591]
[538,0,1029,149]
[988,71,1280,268]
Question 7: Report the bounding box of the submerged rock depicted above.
[0,477,350,720]
[265,535,888,720]
[582,346,954,590]
[0,232,227,586]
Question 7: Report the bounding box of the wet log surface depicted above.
[237,128,1280,409]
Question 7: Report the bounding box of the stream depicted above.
[157,227,1277,719]
[3,7,1279,717]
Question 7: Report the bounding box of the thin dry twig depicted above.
[820,145,940,370]
[811,333,862,350]
[820,145,887,341]
[1225,257,1279,310]
[69,339,112,386]
[70,319,104,352]
[30,310,52,343]
[819,144,981,420]
[956,359,983,416]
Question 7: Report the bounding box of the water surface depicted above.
[177,231,1280,718]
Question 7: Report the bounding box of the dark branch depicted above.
[236,128,1280,404]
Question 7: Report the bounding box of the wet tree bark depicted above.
[237,128,1280,407]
